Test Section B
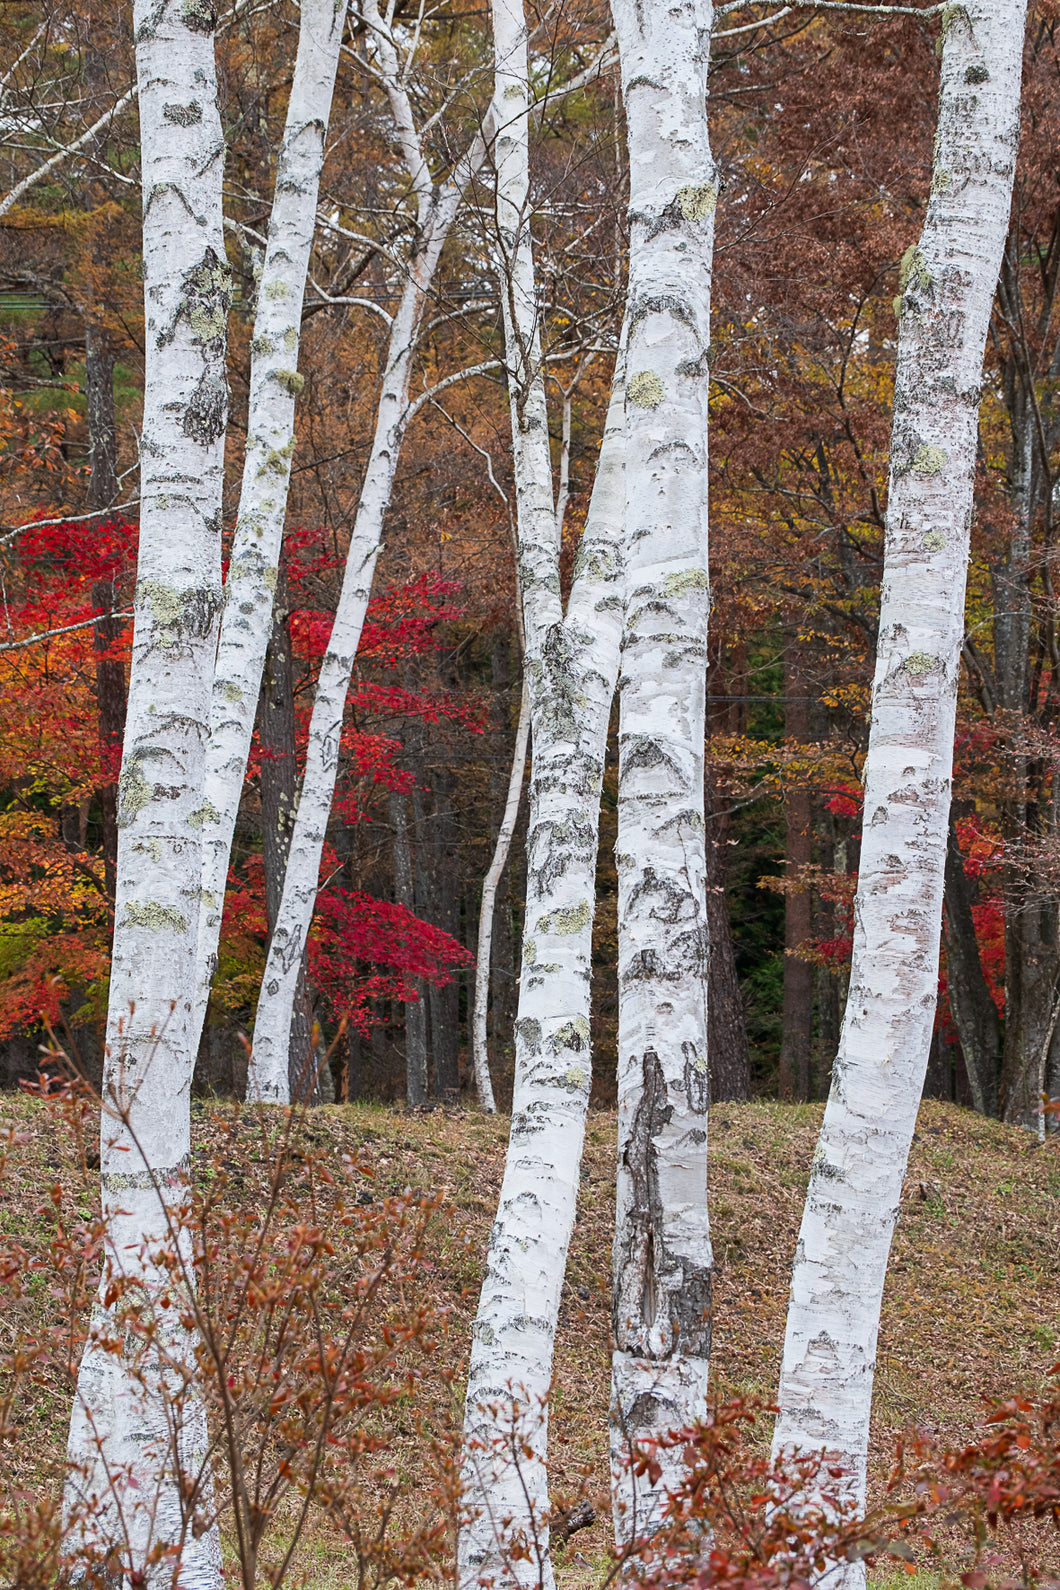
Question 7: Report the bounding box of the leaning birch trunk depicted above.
[192,0,345,1052]
[246,124,485,1100]
[608,0,716,1547]
[471,676,530,1114]
[63,3,230,1583]
[456,4,627,1579]
[770,5,1026,1582]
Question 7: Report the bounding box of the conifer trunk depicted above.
[771,4,1026,1577]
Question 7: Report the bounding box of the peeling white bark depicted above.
[247,23,487,1101]
[64,3,230,1584]
[608,0,716,1546]
[192,0,346,1051]
[457,3,628,1580]
[771,4,1026,1582]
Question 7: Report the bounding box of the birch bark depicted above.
[64,2,230,1583]
[771,3,1026,1579]
[608,0,716,1545]
[192,0,346,1053]
[246,16,487,1101]
[457,6,627,1579]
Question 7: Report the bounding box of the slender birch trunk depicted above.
[64,3,230,1583]
[457,6,627,1578]
[246,36,486,1101]
[608,0,716,1546]
[191,0,346,1053]
[771,5,1026,1579]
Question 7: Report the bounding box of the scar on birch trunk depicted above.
[615,1048,713,1389]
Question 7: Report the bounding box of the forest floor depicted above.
[0,1091,1058,1586]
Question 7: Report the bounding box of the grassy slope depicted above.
[0,1093,1058,1583]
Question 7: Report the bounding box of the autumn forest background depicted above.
[0,0,1058,1122]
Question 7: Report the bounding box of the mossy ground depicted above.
[0,1093,1057,1585]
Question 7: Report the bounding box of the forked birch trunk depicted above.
[64,3,230,1583]
[608,0,716,1546]
[770,3,1026,1580]
[192,0,346,1051]
[246,87,487,1100]
[457,4,627,1579]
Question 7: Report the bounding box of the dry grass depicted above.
[0,1091,1058,1585]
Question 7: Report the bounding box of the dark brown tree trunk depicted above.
[942,814,1000,1115]
[704,764,751,1101]
[778,648,813,1101]
[428,773,461,1102]
[259,556,317,1102]
[390,790,428,1107]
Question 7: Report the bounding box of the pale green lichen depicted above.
[693,1052,708,1076]
[523,938,537,965]
[628,370,665,409]
[503,83,523,99]
[271,368,305,396]
[140,580,184,628]
[932,168,952,195]
[565,1066,586,1090]
[251,334,274,358]
[265,279,290,300]
[553,900,591,935]
[123,901,188,933]
[283,326,298,351]
[188,799,220,829]
[201,889,218,911]
[663,567,710,597]
[264,565,279,591]
[163,101,202,127]
[552,1016,590,1057]
[913,443,947,474]
[676,182,717,223]
[923,530,946,552]
[131,837,161,862]
[118,761,151,828]
[156,493,169,513]
[898,244,932,302]
[181,0,216,31]
[258,438,296,477]
[905,651,936,676]
[224,681,243,702]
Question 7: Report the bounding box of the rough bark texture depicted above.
[64,3,229,1583]
[192,0,345,1055]
[456,12,627,1561]
[770,6,1025,1582]
[609,0,715,1545]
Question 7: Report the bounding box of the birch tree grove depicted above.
[192,0,346,1059]
[608,0,716,1540]
[64,2,230,1582]
[246,14,488,1102]
[770,0,1027,1575]
[457,0,628,1573]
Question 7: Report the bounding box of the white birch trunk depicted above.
[246,57,486,1101]
[192,0,346,1050]
[64,3,230,1583]
[457,7,628,1579]
[770,6,1026,1583]
[471,676,530,1114]
[608,0,716,1546]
